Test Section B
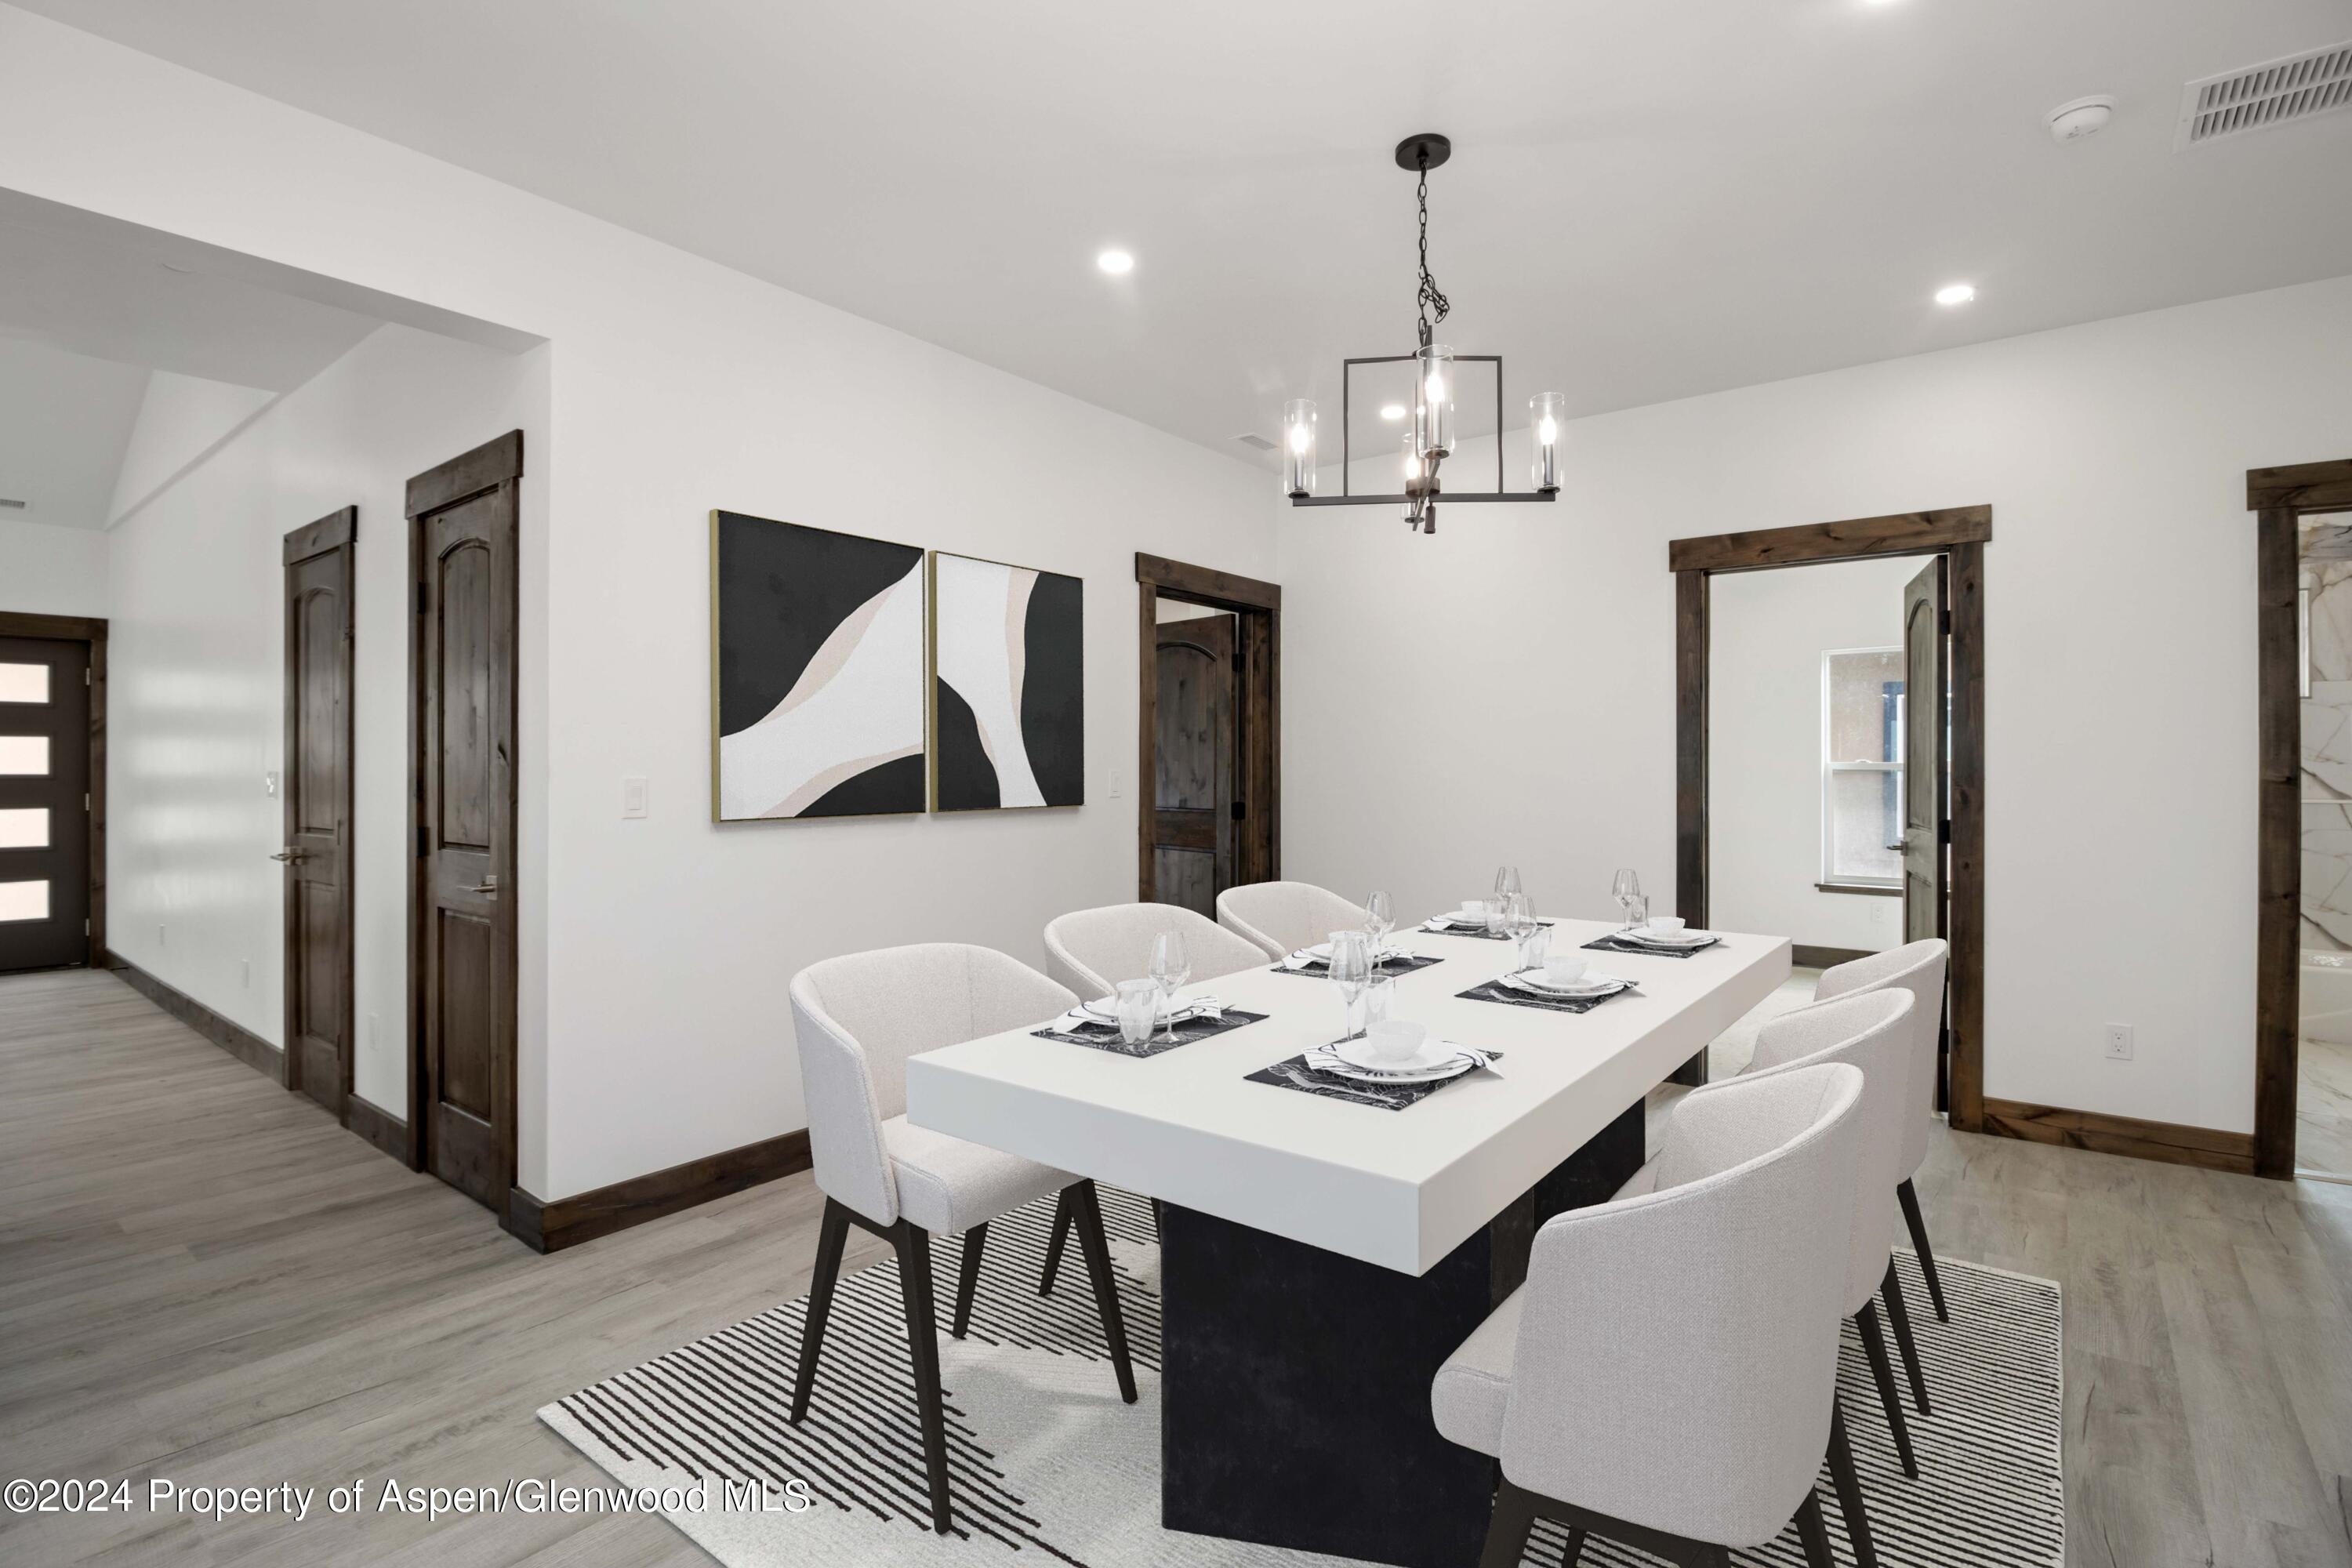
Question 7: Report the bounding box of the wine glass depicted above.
[1327,930,1373,1040]
[1504,892,1541,969]
[1364,891,1395,949]
[1150,930,1192,1044]
[1494,866,1523,904]
[1611,869,1643,931]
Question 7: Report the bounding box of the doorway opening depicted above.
[1134,554,1279,914]
[2252,457,2352,1181]
[0,612,103,975]
[1670,507,1987,1124]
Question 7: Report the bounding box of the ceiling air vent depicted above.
[1232,433,1276,452]
[0,498,27,510]
[2176,42,2352,149]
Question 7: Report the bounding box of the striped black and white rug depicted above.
[541,1189,2062,1567]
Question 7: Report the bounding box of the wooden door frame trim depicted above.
[0,610,106,968]
[1669,506,1987,1132]
[282,507,358,1109]
[2251,456,2352,1179]
[1135,554,1281,902]
[406,432,524,1183]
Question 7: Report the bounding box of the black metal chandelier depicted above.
[1282,133,1563,535]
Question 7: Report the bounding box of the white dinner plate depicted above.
[1622,927,1717,949]
[1080,996,1124,1021]
[1330,1033,1468,1076]
[1502,970,1626,999]
[1314,1045,1476,1083]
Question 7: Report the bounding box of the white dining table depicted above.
[904,914,1792,1568]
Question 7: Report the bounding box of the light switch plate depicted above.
[1108,767,1123,800]
[622,776,649,819]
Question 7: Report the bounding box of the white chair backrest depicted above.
[1813,938,1948,1179]
[1043,902,1269,1000]
[788,943,1074,1227]
[1500,1063,1864,1547]
[1726,988,1912,1312]
[1215,880,1371,960]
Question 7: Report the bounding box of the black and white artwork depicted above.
[711,510,927,821]
[929,552,1083,811]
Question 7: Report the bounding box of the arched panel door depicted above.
[1152,614,1236,917]
[282,506,355,1119]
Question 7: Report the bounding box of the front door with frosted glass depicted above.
[0,635,92,972]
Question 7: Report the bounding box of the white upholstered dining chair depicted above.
[1432,1063,1868,1568]
[786,943,1138,1534]
[1215,880,1371,960]
[1042,902,1269,1000]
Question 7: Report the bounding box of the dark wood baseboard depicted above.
[1791,943,1874,971]
[346,1094,412,1164]
[1980,1096,2256,1175]
[106,950,284,1084]
[503,1130,813,1254]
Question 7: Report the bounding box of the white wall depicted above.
[0,7,1274,1199]
[0,516,108,617]
[108,368,276,525]
[104,323,546,1111]
[1282,274,2352,1136]
[1709,556,1915,955]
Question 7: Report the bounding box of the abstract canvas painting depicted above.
[710,511,927,820]
[929,552,1083,811]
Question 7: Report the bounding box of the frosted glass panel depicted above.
[0,880,49,923]
[0,662,47,703]
[0,735,50,775]
[0,808,49,848]
[1829,771,1904,882]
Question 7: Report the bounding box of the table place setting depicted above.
[1031,971,1269,1058]
[1245,1019,1504,1111]
[1581,915,1725,959]
[1458,951,1639,1014]
[1272,939,1443,977]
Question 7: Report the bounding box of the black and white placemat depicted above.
[1243,1047,1501,1109]
[1031,1009,1268,1058]
[1418,918,1556,942]
[1583,932,1722,960]
[1267,952,1446,979]
[1457,978,1635,1015]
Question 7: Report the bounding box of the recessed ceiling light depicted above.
[1935,283,1977,307]
[1378,404,1406,421]
[1096,249,1134,275]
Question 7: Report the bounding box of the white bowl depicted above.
[1645,916,1686,934]
[1542,956,1590,986]
[1359,1019,1428,1064]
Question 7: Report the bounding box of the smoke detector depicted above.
[2046,96,2115,143]
[2176,42,2352,150]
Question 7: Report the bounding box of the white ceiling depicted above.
[15,0,2352,468]
[0,191,389,528]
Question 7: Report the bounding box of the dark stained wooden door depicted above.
[283,509,356,1117]
[1901,556,1950,1105]
[410,433,521,1218]
[1153,615,1236,917]
[0,635,92,973]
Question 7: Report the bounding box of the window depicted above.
[1822,648,1905,887]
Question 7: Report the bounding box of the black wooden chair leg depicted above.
[1477,1479,1543,1568]
[891,1224,954,1533]
[1792,1490,1835,1568]
[1827,1396,1880,1568]
[1897,1177,1950,1322]
[1882,1257,1933,1416]
[1037,1187,1073,1295]
[789,1197,850,1423]
[1856,1301,1919,1478]
[951,1222,988,1339]
[1069,1181,1138,1403]
[1559,1525,1588,1566]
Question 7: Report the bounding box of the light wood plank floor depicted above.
[4,967,2351,1567]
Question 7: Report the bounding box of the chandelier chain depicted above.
[1414,151,1449,347]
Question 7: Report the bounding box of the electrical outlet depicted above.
[1108,767,1123,800]
[2103,1022,2134,1061]
[622,775,648,819]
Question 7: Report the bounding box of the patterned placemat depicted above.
[1243,1047,1501,1109]
[1418,919,1556,942]
[1457,978,1636,1014]
[1267,952,1446,979]
[1031,1009,1268,1058]
[1582,932,1722,960]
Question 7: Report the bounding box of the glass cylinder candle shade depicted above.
[1414,343,1456,459]
[1282,399,1317,497]
[1400,434,1425,523]
[1530,391,1566,492]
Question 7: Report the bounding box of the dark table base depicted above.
[1158,1099,1646,1568]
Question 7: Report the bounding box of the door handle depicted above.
[1889,840,1909,852]
[465,875,499,897]
[269,848,307,862]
